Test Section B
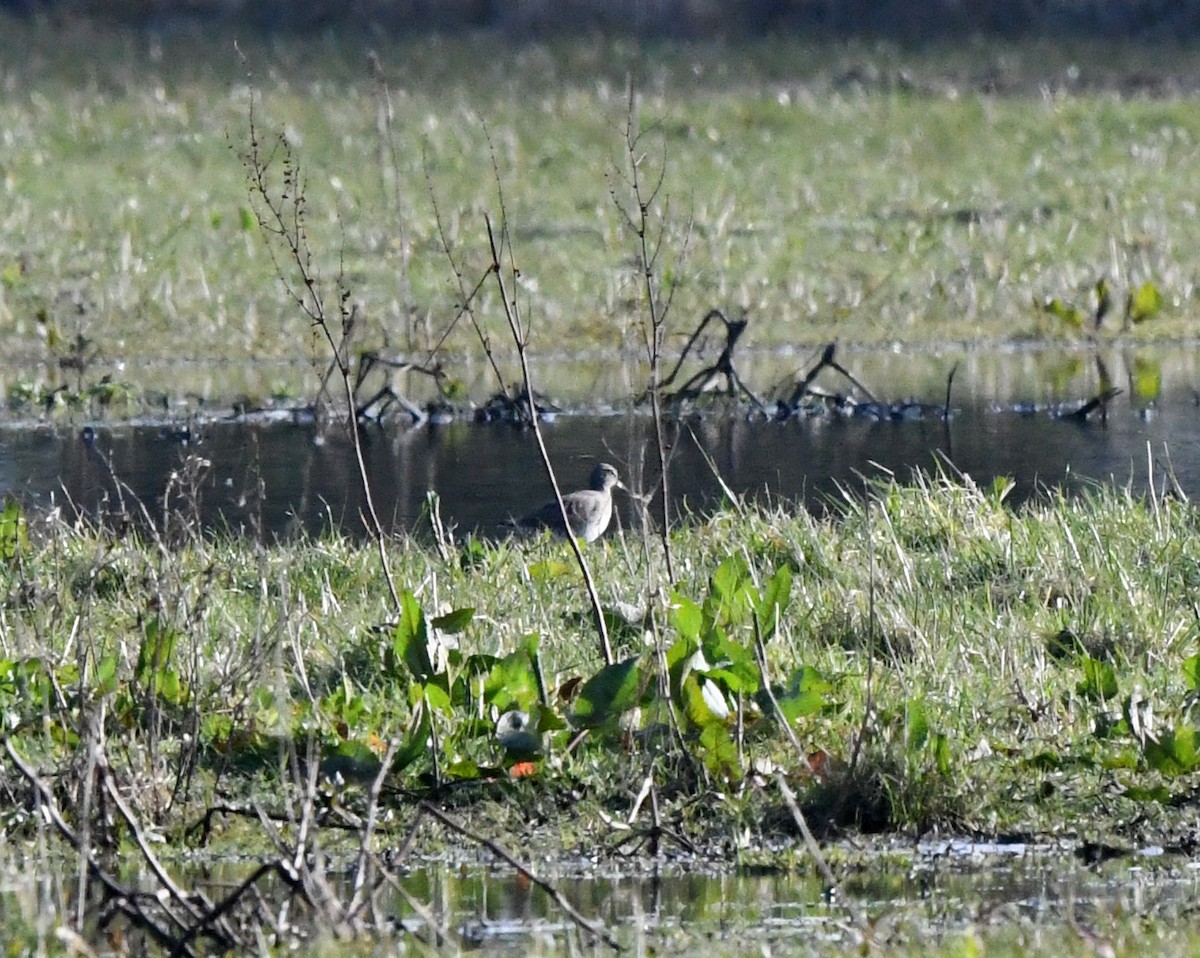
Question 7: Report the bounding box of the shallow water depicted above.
[193,842,1200,953]
[1,344,1197,538]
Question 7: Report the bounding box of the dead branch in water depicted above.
[1060,386,1122,422]
[650,308,764,409]
[353,350,447,424]
[786,341,879,408]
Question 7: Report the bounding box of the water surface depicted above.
[2,344,1197,538]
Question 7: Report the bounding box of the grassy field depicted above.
[3,472,1200,952]
[5,19,1200,954]
[2,19,1200,412]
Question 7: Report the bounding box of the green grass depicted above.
[5,20,1200,954]
[2,20,1200,414]
[2,474,1200,949]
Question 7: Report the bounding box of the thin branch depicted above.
[484,215,613,665]
[417,801,622,950]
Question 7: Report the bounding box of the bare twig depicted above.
[417,801,622,950]
[424,144,510,397]
[349,738,399,915]
[243,107,401,617]
[610,86,690,582]
[484,210,613,665]
[5,739,205,956]
[751,624,870,939]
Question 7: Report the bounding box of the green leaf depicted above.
[1123,784,1173,803]
[0,498,27,562]
[133,619,186,706]
[1077,656,1118,702]
[393,709,432,772]
[1129,357,1162,403]
[986,476,1015,506]
[422,681,452,714]
[458,535,487,571]
[707,555,755,627]
[932,732,952,776]
[764,665,833,723]
[1143,727,1200,777]
[755,564,792,642]
[238,206,256,230]
[679,673,727,728]
[0,262,22,289]
[392,591,434,680]
[698,721,740,779]
[1039,297,1085,328]
[571,657,642,729]
[1181,653,1200,692]
[483,644,540,714]
[431,607,475,634]
[1126,281,1162,324]
[701,631,760,694]
[529,560,572,580]
[443,758,482,781]
[670,594,704,642]
[905,699,930,754]
[710,554,751,603]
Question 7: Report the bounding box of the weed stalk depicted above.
[484,214,613,665]
[242,107,401,616]
[610,85,690,584]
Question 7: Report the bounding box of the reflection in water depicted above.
[0,389,1197,540]
[374,849,1195,951]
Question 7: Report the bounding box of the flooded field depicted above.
[378,841,1198,953]
[2,344,1198,539]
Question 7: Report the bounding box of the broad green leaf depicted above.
[670,594,704,642]
[701,630,760,693]
[764,665,833,723]
[0,498,27,562]
[443,759,482,781]
[533,703,567,733]
[1143,727,1200,777]
[571,657,642,728]
[905,699,930,754]
[0,262,22,289]
[698,721,740,779]
[1129,357,1162,403]
[394,709,431,772]
[705,666,760,697]
[1182,653,1200,692]
[529,560,572,580]
[483,645,540,713]
[1099,748,1139,770]
[932,732,952,776]
[431,607,475,634]
[1123,784,1172,803]
[707,555,755,627]
[1077,656,1118,702]
[710,554,751,603]
[392,591,434,680]
[136,617,176,679]
[1039,297,1084,328]
[93,654,119,696]
[756,564,792,641]
[1126,281,1162,324]
[422,681,452,714]
[680,673,723,728]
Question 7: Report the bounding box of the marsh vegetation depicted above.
[3,14,1200,956]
